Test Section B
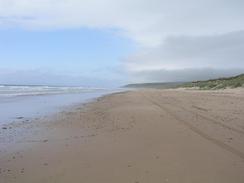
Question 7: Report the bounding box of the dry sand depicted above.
[1,89,244,183]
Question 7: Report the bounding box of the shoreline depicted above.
[1,88,244,183]
[0,89,124,126]
[0,90,130,155]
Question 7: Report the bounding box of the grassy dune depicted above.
[183,74,244,90]
[125,74,244,90]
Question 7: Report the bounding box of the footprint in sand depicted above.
[20,168,24,174]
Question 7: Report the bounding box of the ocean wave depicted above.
[0,85,107,97]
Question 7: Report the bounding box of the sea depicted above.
[0,85,122,125]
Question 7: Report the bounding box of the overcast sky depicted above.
[0,0,244,85]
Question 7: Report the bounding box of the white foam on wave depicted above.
[0,85,106,98]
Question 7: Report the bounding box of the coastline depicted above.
[1,88,244,183]
[0,88,122,125]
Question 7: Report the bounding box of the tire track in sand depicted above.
[142,93,244,160]
[161,96,244,135]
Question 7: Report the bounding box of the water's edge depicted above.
[0,88,126,126]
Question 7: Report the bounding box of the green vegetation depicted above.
[182,74,244,90]
[124,74,244,90]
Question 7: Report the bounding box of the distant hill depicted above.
[124,82,185,89]
[182,74,244,90]
[124,74,244,90]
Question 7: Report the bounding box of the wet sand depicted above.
[1,89,244,183]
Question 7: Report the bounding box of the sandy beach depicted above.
[1,88,244,183]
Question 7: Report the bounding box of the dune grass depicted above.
[124,74,244,90]
[182,74,244,90]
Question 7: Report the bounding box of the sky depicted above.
[0,0,244,86]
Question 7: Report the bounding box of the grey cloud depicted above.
[0,0,244,46]
[125,30,244,71]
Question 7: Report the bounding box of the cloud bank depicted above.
[1,0,244,82]
[125,31,244,71]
